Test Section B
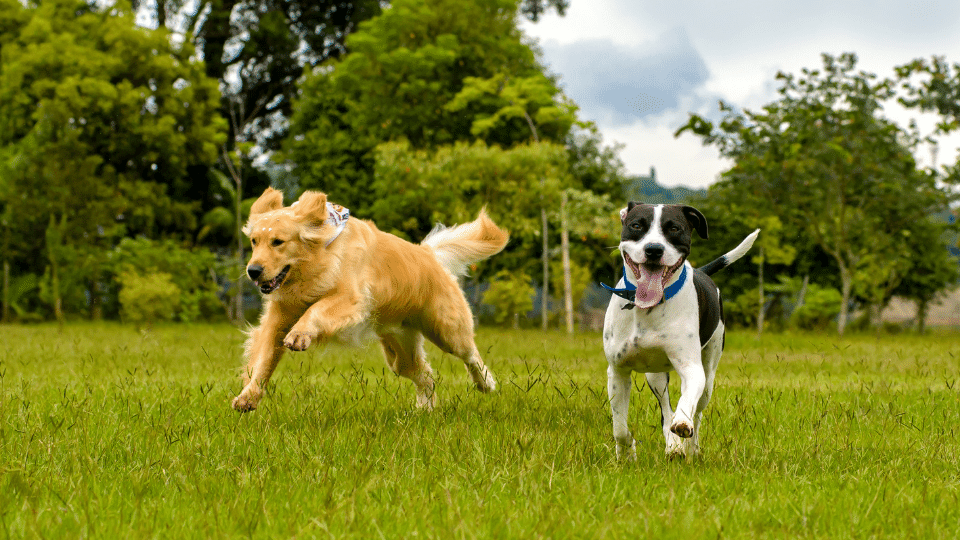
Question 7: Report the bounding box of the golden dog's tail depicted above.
[422,209,509,277]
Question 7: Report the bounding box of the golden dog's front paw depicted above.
[283,329,314,351]
[232,390,261,412]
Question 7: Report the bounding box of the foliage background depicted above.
[0,0,957,333]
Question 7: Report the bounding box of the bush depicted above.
[110,238,224,322]
[118,272,181,328]
[482,270,534,328]
[792,284,842,330]
[725,291,761,329]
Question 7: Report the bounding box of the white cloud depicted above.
[541,28,710,127]
[522,0,960,188]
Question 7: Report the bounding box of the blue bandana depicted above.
[601,263,687,310]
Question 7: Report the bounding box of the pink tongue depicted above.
[634,265,666,308]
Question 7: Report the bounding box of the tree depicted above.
[284,0,562,214]
[677,53,951,335]
[447,71,578,330]
[371,140,569,245]
[0,0,225,318]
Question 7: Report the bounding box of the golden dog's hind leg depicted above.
[423,299,496,393]
[379,328,436,410]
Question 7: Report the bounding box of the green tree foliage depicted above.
[792,284,843,331]
[110,238,224,323]
[128,0,381,150]
[372,140,569,237]
[550,258,590,312]
[284,0,561,213]
[0,0,226,318]
[483,269,534,328]
[0,1,224,253]
[677,53,953,334]
[896,56,960,133]
[118,272,181,328]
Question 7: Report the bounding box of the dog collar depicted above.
[325,202,350,247]
[601,263,687,310]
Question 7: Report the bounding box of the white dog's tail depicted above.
[699,229,760,276]
[422,209,509,277]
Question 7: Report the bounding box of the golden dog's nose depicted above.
[247,265,263,281]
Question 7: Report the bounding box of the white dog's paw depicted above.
[665,433,686,458]
[615,439,637,462]
[669,415,695,439]
[283,329,315,351]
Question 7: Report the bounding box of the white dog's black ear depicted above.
[293,191,329,225]
[250,187,283,215]
[681,206,709,239]
[621,201,642,222]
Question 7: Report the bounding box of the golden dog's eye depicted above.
[251,239,258,246]
[271,239,284,247]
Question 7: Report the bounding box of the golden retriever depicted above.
[231,187,509,412]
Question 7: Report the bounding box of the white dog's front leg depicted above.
[645,372,685,456]
[670,358,705,439]
[607,365,636,461]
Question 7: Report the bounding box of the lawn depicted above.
[1,323,958,538]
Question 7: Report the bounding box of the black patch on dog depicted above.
[621,203,655,243]
[693,268,723,347]
[621,204,708,262]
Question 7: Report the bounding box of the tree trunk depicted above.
[756,246,764,337]
[917,299,928,334]
[51,259,63,326]
[869,303,883,331]
[837,264,852,336]
[2,260,9,323]
[795,274,809,309]
[560,192,573,334]
[541,207,549,331]
[89,274,103,321]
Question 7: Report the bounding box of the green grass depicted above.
[1,323,959,538]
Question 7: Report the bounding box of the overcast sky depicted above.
[520,0,960,188]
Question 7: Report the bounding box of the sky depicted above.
[520,0,960,188]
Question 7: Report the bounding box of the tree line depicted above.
[0,0,957,333]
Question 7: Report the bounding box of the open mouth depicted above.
[624,254,684,308]
[257,265,290,294]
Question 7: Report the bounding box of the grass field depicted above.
[1,322,958,538]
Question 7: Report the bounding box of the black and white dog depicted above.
[602,202,758,459]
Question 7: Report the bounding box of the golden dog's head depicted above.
[242,187,339,295]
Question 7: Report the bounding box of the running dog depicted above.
[232,187,508,412]
[602,202,758,459]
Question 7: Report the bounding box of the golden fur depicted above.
[232,187,509,411]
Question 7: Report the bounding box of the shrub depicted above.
[792,284,842,330]
[118,272,181,328]
[482,270,534,328]
[110,238,224,322]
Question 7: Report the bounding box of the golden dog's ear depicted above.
[293,191,328,225]
[250,187,284,215]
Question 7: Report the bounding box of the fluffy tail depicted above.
[422,209,509,277]
[699,229,760,276]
